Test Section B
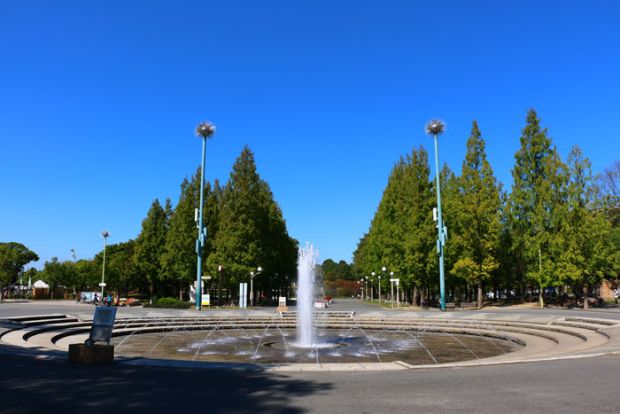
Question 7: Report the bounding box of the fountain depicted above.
[104,246,521,366]
[295,244,318,348]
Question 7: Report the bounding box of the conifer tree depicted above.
[450,121,501,308]
[134,199,168,301]
[161,177,197,298]
[558,146,616,308]
[353,147,435,304]
[509,109,566,307]
[209,146,297,301]
[438,163,461,300]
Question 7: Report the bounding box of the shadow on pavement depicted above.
[0,354,332,414]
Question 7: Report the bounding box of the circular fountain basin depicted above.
[111,327,519,365]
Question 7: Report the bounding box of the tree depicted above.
[97,240,138,297]
[508,109,566,307]
[161,173,200,299]
[353,147,435,304]
[133,199,168,301]
[321,259,353,281]
[209,146,297,302]
[40,257,75,299]
[557,147,617,308]
[450,121,501,308]
[73,259,99,292]
[0,242,39,299]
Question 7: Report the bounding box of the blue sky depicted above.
[1,1,619,268]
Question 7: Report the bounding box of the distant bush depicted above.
[144,297,191,309]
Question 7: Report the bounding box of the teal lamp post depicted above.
[426,119,447,311]
[195,121,216,310]
[100,230,109,300]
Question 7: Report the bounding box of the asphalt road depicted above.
[2,300,620,413]
[1,352,618,413]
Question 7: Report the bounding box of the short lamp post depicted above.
[371,272,376,302]
[359,279,364,300]
[382,266,388,303]
[194,121,216,311]
[100,230,109,299]
[249,266,263,307]
[426,119,448,311]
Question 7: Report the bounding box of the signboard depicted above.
[86,306,117,345]
[201,293,210,306]
[98,283,107,287]
[390,278,400,285]
[279,297,286,307]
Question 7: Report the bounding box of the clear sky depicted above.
[1,1,619,269]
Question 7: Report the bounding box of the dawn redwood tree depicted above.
[558,147,616,309]
[209,146,297,302]
[450,121,501,309]
[134,199,168,302]
[161,173,201,299]
[353,147,435,304]
[508,109,566,307]
[437,163,461,300]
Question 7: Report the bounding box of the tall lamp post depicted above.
[100,230,109,300]
[426,119,448,311]
[195,121,216,310]
[250,266,263,307]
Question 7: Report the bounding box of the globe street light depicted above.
[100,230,110,301]
[359,278,364,300]
[426,119,448,311]
[249,266,263,307]
[381,266,387,303]
[195,121,216,310]
[371,272,376,302]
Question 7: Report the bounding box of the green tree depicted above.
[0,242,39,299]
[97,240,138,297]
[508,109,566,307]
[321,259,353,281]
[40,257,75,299]
[353,147,435,304]
[161,174,200,299]
[134,199,168,301]
[450,121,501,308]
[209,146,297,302]
[557,147,617,308]
[73,259,99,291]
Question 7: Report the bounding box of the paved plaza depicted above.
[2,300,620,413]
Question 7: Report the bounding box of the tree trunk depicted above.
[538,285,544,308]
[583,285,589,310]
[412,285,418,307]
[477,281,483,309]
[149,282,154,305]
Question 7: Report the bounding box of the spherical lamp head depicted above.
[257,266,262,272]
[101,230,109,238]
[425,119,446,136]
[196,121,216,139]
[382,266,387,272]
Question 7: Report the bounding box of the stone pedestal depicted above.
[68,343,114,364]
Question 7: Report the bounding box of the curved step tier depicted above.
[2,312,619,371]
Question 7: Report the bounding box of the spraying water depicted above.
[296,244,319,348]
